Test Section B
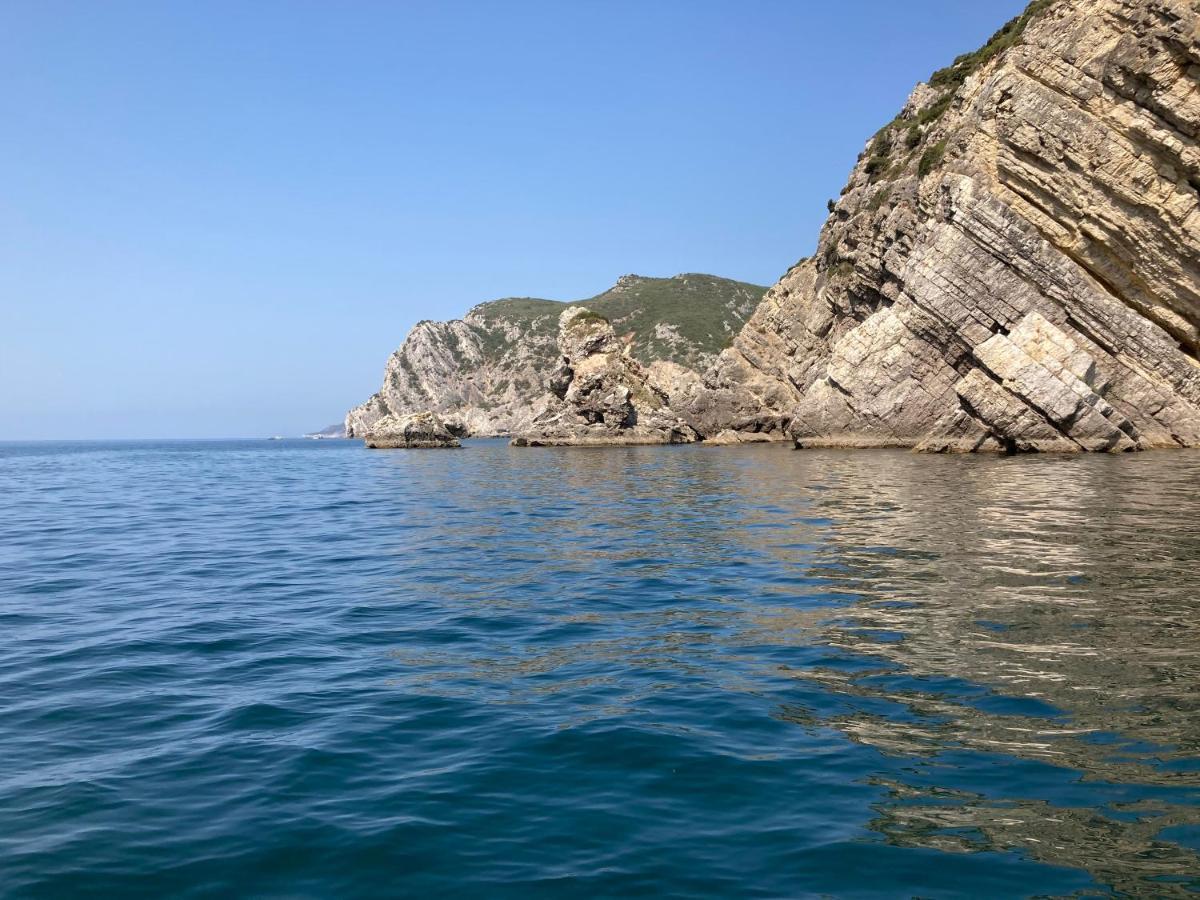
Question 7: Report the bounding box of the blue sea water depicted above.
[2,438,1200,898]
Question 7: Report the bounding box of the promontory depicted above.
[349,0,1200,453]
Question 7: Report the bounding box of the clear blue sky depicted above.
[2,0,1027,439]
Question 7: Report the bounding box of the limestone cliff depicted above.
[345,274,764,438]
[699,0,1200,452]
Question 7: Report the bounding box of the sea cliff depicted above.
[345,274,764,438]
[350,0,1200,452]
[697,0,1200,452]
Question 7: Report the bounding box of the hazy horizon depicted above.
[4,0,1028,439]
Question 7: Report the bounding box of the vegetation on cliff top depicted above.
[859,0,1059,185]
[467,274,767,370]
[928,0,1057,93]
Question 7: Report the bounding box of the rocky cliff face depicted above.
[698,0,1200,452]
[345,274,764,438]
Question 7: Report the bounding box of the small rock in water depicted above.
[363,412,461,449]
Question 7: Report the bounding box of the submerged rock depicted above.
[362,412,461,449]
[511,308,698,447]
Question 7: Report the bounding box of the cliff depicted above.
[345,274,765,437]
[696,0,1200,451]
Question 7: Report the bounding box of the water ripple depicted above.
[1,439,1199,897]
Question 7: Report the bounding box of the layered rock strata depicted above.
[695,0,1200,452]
[346,0,1199,454]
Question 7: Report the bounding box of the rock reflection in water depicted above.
[378,443,1200,895]
[772,450,1200,896]
[10,439,1200,896]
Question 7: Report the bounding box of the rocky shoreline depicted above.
[345,274,765,441]
[354,0,1200,454]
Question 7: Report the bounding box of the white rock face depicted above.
[692,0,1200,452]
[362,411,461,449]
[345,274,764,439]
[510,308,698,446]
[346,314,557,440]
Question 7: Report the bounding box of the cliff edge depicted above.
[698,0,1200,452]
[345,274,764,438]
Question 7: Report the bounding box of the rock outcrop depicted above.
[510,308,699,446]
[346,0,1199,454]
[346,274,765,438]
[362,412,461,449]
[696,0,1200,452]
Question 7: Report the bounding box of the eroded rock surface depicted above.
[362,411,461,449]
[345,274,764,439]
[699,0,1200,452]
[511,308,699,446]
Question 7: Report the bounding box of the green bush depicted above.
[918,140,948,178]
[864,153,891,181]
[822,239,841,268]
[929,0,1056,93]
[856,0,1057,167]
[785,255,809,275]
[568,309,609,327]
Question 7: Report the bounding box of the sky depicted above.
[2,0,1028,439]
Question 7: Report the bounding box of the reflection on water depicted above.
[382,446,1200,895]
[2,440,1199,896]
[771,452,1200,896]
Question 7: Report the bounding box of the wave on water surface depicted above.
[2,439,1199,897]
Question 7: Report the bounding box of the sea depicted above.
[2,438,1199,898]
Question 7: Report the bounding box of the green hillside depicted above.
[468,273,767,370]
